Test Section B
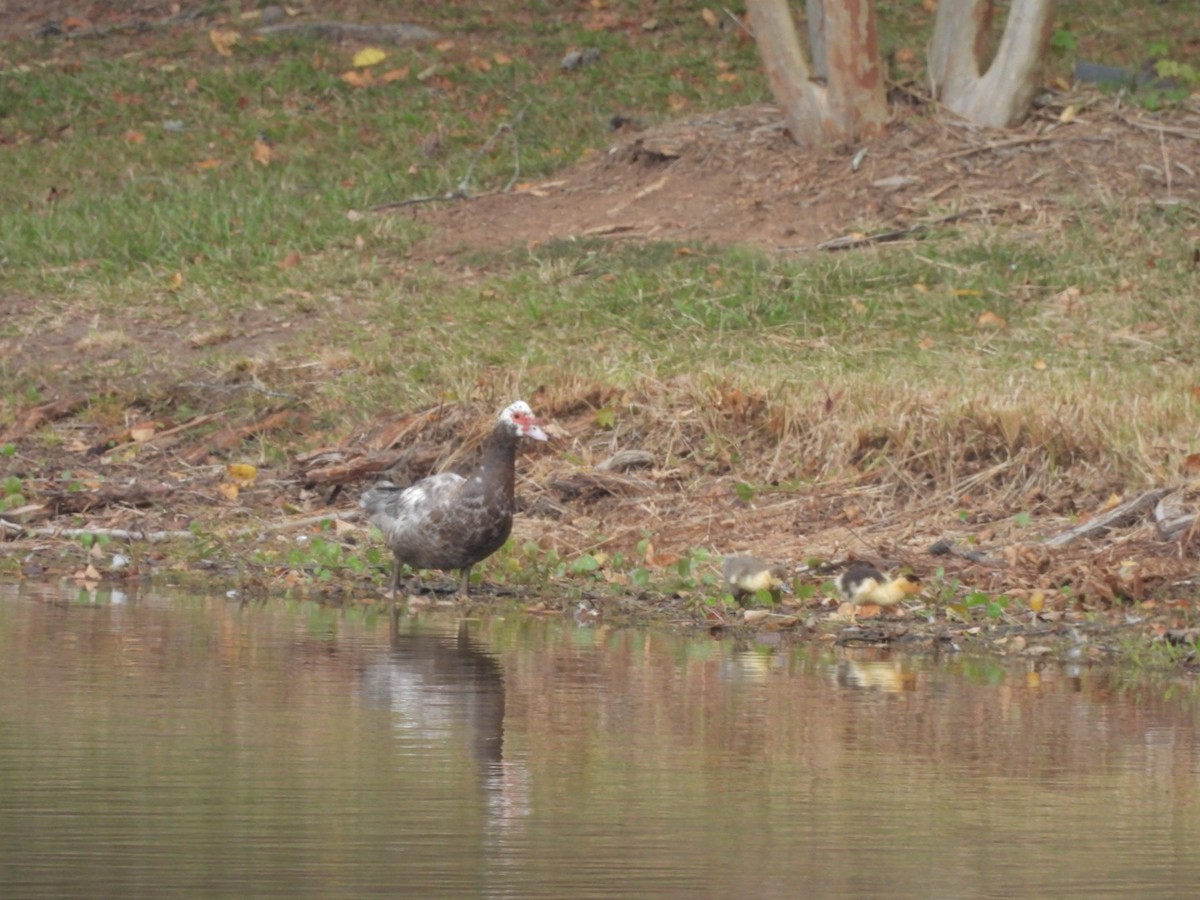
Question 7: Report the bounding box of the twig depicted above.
[912,134,1059,171]
[180,381,300,401]
[373,108,528,211]
[813,211,973,252]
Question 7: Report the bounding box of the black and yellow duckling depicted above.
[722,555,791,605]
[836,563,922,615]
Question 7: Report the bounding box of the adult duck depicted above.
[361,400,548,598]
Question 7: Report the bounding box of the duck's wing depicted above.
[362,473,466,528]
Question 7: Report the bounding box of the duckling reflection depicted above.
[360,614,528,821]
[832,654,918,693]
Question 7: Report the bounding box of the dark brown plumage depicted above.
[361,401,547,598]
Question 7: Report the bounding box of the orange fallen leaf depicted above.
[123,130,145,144]
[434,39,456,52]
[1032,359,1047,370]
[194,158,222,170]
[976,310,1007,329]
[493,52,512,65]
[218,482,240,501]
[1182,453,1200,476]
[918,336,935,350]
[130,424,157,443]
[701,8,718,26]
[167,271,184,291]
[341,69,374,88]
[379,67,409,84]
[252,138,272,165]
[278,251,301,269]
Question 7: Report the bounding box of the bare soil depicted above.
[4,2,1200,661]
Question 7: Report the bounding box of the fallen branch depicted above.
[1043,488,1169,549]
[254,21,438,46]
[44,482,176,516]
[1,520,194,543]
[180,409,302,465]
[913,133,1059,172]
[2,394,89,442]
[1155,492,1198,541]
[815,211,973,251]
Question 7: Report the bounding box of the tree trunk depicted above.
[929,0,1056,128]
[746,0,887,146]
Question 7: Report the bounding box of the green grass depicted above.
[1,1,1198,484]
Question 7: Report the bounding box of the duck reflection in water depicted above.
[359,613,530,824]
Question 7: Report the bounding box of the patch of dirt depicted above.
[408,96,1200,258]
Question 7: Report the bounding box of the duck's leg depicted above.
[389,554,401,602]
[458,566,472,598]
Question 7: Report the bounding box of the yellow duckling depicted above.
[722,555,791,604]
[836,563,922,613]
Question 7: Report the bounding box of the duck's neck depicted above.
[474,422,518,501]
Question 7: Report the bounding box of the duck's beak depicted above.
[524,421,549,441]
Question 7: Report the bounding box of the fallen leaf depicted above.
[353,47,387,68]
[1059,104,1079,124]
[1029,590,1045,613]
[209,28,241,57]
[218,482,240,501]
[1052,285,1082,311]
[976,310,1007,329]
[123,130,146,144]
[701,8,718,27]
[434,39,455,52]
[227,463,258,483]
[167,271,184,290]
[278,251,301,269]
[918,336,935,350]
[340,69,374,88]
[130,424,157,443]
[252,138,272,165]
[194,158,222,170]
[1182,453,1200,476]
[493,52,512,65]
[743,609,771,625]
[379,67,409,84]
[1032,359,1047,370]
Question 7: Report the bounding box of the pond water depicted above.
[1,580,1199,898]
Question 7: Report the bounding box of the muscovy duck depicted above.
[836,563,922,610]
[722,555,791,604]
[361,401,548,599]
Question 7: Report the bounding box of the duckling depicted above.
[722,555,791,604]
[836,562,922,613]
